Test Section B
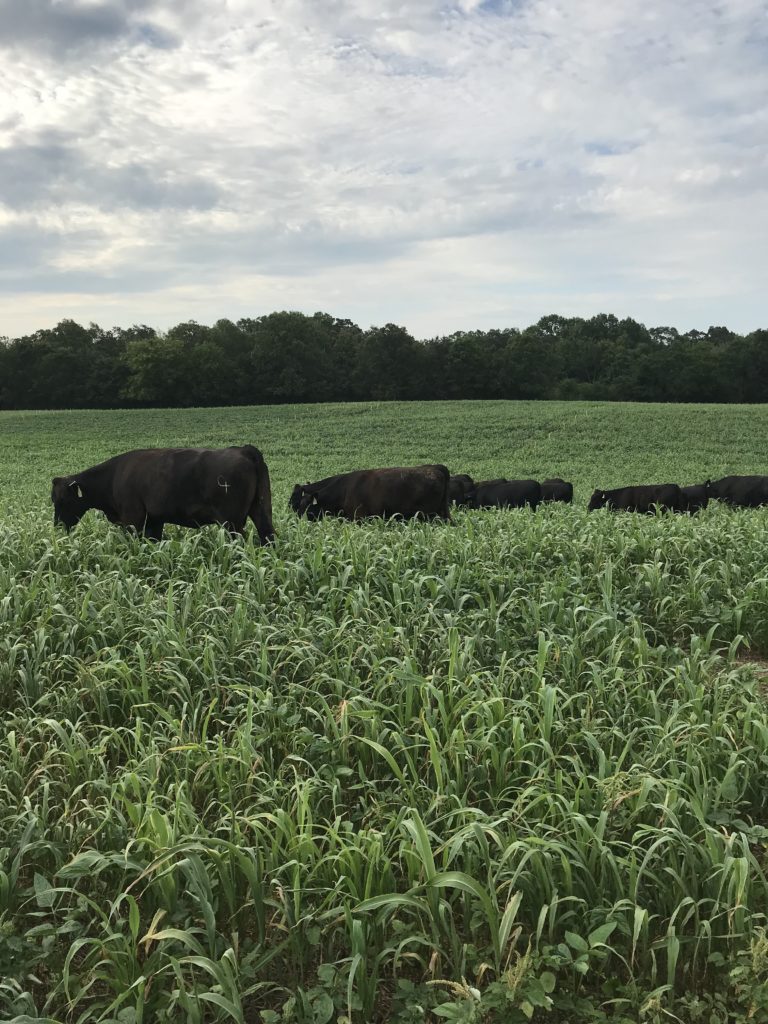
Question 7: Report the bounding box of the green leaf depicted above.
[128,896,140,944]
[317,963,336,985]
[58,850,107,879]
[152,928,206,955]
[34,872,55,908]
[313,991,335,1024]
[565,931,589,953]
[358,737,407,786]
[432,1004,463,1020]
[540,971,556,994]
[588,921,617,947]
[632,906,647,952]
[498,891,523,956]
[355,892,423,915]
[404,813,437,881]
[524,980,551,1008]
[197,991,243,1022]
[666,931,680,989]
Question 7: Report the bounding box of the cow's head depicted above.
[449,474,474,505]
[588,489,606,511]
[464,486,479,508]
[51,476,88,531]
[289,484,304,513]
[289,483,318,518]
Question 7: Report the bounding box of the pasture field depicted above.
[1,400,768,1023]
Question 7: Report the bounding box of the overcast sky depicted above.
[0,0,765,338]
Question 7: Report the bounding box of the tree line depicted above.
[1,311,766,409]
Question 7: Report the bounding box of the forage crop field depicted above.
[2,400,768,1024]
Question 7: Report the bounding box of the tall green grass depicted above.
[1,401,768,1022]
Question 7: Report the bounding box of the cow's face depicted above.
[289,484,305,514]
[289,484,317,517]
[51,477,87,530]
[588,489,606,511]
[449,475,473,505]
[298,491,318,517]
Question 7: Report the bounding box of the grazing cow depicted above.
[541,478,574,503]
[448,474,475,505]
[588,484,683,513]
[290,465,450,521]
[705,475,768,508]
[680,484,709,514]
[52,446,274,543]
[467,479,541,510]
[290,476,339,521]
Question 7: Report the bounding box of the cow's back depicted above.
[541,478,573,502]
[345,465,449,518]
[711,475,768,506]
[473,478,540,508]
[607,484,682,512]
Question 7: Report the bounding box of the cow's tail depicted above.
[242,445,275,545]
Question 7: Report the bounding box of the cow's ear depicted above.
[69,481,83,498]
[601,491,606,500]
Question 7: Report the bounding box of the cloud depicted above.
[0,0,180,56]
[0,132,220,210]
[0,0,766,338]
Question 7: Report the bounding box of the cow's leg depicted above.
[120,505,160,540]
[248,500,275,545]
[142,518,164,541]
[223,519,246,539]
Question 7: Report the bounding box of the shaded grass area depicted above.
[1,401,768,1022]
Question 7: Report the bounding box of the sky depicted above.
[0,0,766,339]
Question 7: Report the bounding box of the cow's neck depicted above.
[75,463,116,516]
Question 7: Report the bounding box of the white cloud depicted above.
[0,0,766,337]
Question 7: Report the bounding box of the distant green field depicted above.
[2,399,767,512]
[1,401,768,1023]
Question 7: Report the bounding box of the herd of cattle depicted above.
[50,446,768,544]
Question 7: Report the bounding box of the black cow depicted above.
[468,479,541,510]
[680,484,709,514]
[588,484,683,513]
[705,475,768,508]
[290,475,339,521]
[541,478,573,503]
[290,465,450,521]
[52,446,274,543]
[448,474,475,505]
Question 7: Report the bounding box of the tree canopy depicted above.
[1,311,765,409]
